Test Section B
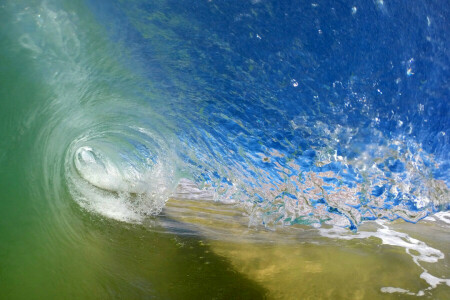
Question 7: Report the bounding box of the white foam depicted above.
[380,287,417,296]
[433,211,450,225]
[420,272,450,288]
[68,171,143,223]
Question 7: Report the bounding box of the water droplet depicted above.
[406,58,415,76]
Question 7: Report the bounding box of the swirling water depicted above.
[0,0,449,298]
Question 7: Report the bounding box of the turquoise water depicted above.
[0,0,449,298]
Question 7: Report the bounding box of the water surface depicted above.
[0,0,449,298]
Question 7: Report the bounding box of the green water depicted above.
[0,1,449,299]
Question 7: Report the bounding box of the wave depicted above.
[9,0,450,231]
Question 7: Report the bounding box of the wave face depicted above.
[7,0,449,230]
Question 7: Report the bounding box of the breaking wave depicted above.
[10,0,449,230]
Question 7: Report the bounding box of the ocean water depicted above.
[0,0,449,299]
